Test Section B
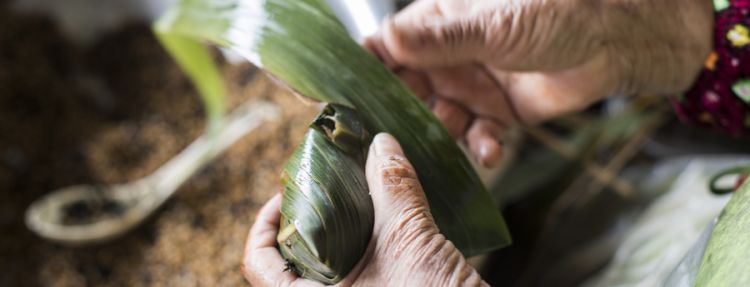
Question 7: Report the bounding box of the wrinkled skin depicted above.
[365,0,713,167]
[242,134,486,286]
[243,0,714,285]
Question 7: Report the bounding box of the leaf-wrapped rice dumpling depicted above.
[277,104,373,284]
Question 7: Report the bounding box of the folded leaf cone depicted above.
[278,104,373,284]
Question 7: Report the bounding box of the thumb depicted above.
[363,133,487,286]
[365,133,438,237]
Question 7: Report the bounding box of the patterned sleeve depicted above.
[670,0,750,136]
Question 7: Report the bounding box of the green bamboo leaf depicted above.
[152,26,226,131]
[156,0,510,257]
[696,178,750,286]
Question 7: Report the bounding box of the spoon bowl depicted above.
[25,101,279,244]
[25,181,152,244]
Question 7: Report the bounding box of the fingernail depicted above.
[479,143,490,167]
[372,133,401,157]
[479,139,502,168]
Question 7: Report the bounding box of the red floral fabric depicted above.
[671,0,750,136]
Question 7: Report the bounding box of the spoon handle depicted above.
[141,101,279,208]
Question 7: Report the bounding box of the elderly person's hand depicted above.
[365,0,714,167]
[242,133,486,286]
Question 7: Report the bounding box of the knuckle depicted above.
[397,204,435,232]
[412,235,483,286]
[380,204,437,256]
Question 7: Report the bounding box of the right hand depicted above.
[242,133,486,286]
[366,0,713,167]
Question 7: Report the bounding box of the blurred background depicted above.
[0,0,318,285]
[2,0,750,286]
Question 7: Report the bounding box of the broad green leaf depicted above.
[157,0,510,256]
[153,28,226,130]
[696,179,750,286]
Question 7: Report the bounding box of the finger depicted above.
[363,34,398,69]
[247,193,283,250]
[365,133,432,233]
[364,133,446,284]
[241,194,299,286]
[432,99,472,139]
[382,0,485,68]
[428,65,519,125]
[364,35,434,101]
[395,68,432,101]
[465,119,504,168]
[491,54,614,124]
[383,0,588,71]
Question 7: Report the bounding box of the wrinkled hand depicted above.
[242,133,485,286]
[365,0,713,167]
